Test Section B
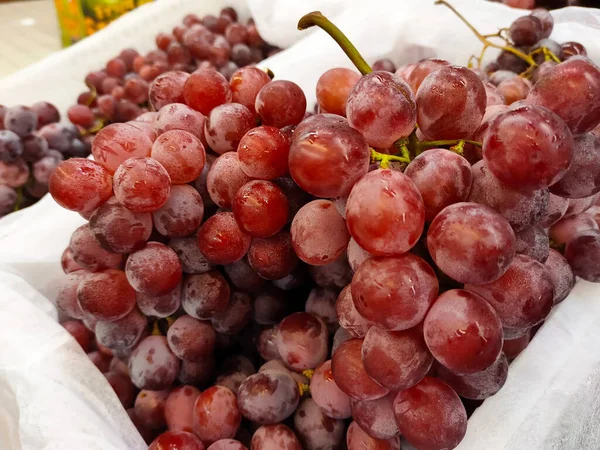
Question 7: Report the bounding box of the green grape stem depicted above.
[298,11,373,75]
[13,187,22,212]
[371,148,410,168]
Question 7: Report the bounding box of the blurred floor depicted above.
[0,0,61,79]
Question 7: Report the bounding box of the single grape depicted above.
[257,326,281,361]
[205,103,254,154]
[309,253,352,290]
[544,248,575,304]
[224,257,265,292]
[148,431,206,450]
[38,123,75,153]
[509,15,542,46]
[549,213,598,246]
[256,80,307,128]
[31,101,60,127]
[393,377,467,450]
[336,285,372,338]
[427,202,516,285]
[248,231,298,280]
[503,333,531,360]
[129,335,180,390]
[564,194,600,217]
[207,152,252,209]
[165,386,201,433]
[564,229,600,282]
[151,129,206,184]
[294,398,345,450]
[69,224,123,271]
[167,315,216,361]
[95,308,147,351]
[91,123,153,174]
[54,272,87,319]
[484,82,506,106]
[305,287,338,334]
[126,242,182,296]
[105,371,136,409]
[538,193,569,228]
[21,134,49,162]
[169,236,213,274]
[316,68,361,117]
[346,238,372,272]
[346,71,416,148]
[232,180,288,238]
[152,185,204,238]
[291,199,350,266]
[0,130,23,162]
[531,8,553,38]
[0,159,29,187]
[193,386,241,444]
[466,254,554,338]
[251,424,302,450]
[406,58,450,93]
[137,282,182,318]
[238,126,289,180]
[562,41,587,59]
[237,370,300,424]
[211,291,252,334]
[113,157,171,213]
[527,56,600,135]
[148,71,189,110]
[184,68,232,115]
[208,440,247,450]
[497,76,532,105]
[77,269,136,322]
[62,320,92,351]
[178,356,215,386]
[515,225,550,263]
[197,212,252,265]
[275,312,329,372]
[289,114,369,198]
[4,105,38,137]
[154,103,206,141]
[346,421,400,450]
[229,67,271,114]
[134,389,170,430]
[89,351,112,372]
[351,392,399,441]
[346,169,425,256]
[182,270,230,319]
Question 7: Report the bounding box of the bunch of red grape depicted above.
[0,102,90,217]
[68,6,279,136]
[49,5,600,450]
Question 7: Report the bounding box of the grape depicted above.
[537,193,569,228]
[237,370,300,424]
[497,76,532,105]
[309,253,352,290]
[153,185,204,238]
[0,184,16,216]
[129,335,180,390]
[251,424,302,450]
[248,231,298,280]
[135,389,170,430]
[51,161,108,212]
[165,385,201,433]
[149,431,206,450]
[496,48,529,73]
[346,169,424,256]
[307,360,351,419]
[89,351,111,372]
[393,377,467,450]
[114,157,171,213]
[466,255,554,338]
[211,291,252,334]
[147,71,188,110]
[167,42,192,66]
[232,180,288,238]
[21,134,48,162]
[169,236,213,274]
[208,440,247,450]
[182,270,230,319]
[4,105,38,136]
[38,123,75,153]
[154,103,206,141]
[207,152,251,209]
[272,266,308,291]
[89,197,152,254]
[257,326,281,361]
[193,386,241,444]
[91,123,153,173]
[0,159,29,187]
[178,356,215,386]
[549,133,600,199]
[562,41,587,58]
[205,103,254,154]
[62,320,92,351]
[105,371,136,408]
[151,129,206,184]
[230,67,271,114]
[67,224,121,271]
[503,333,531,360]
[137,282,182,318]
[31,101,60,127]
[564,194,599,217]
[424,289,503,374]
[549,213,598,246]
[316,68,361,117]
[351,393,399,440]
[109,356,129,376]
[305,287,338,333]
[531,8,553,38]
[250,287,285,325]
[275,312,329,372]
[77,269,136,321]
[346,422,400,450]
[336,284,372,338]
[55,272,87,319]
[406,58,450,93]
[291,200,350,265]
[405,149,472,222]
[544,248,575,304]
[362,325,432,390]
[167,315,216,360]
[106,57,126,77]
[224,257,265,292]
[184,69,232,115]
[417,65,486,140]
[346,238,372,272]
[259,359,309,387]
[0,130,23,162]
[197,212,252,265]
[565,229,600,282]
[427,202,516,285]
[32,154,61,185]
[225,22,248,45]
[527,57,600,135]
[101,77,122,95]
[515,225,549,263]
[485,82,506,106]
[293,398,345,450]
[126,242,182,296]
[332,338,388,401]
[68,104,95,128]
[96,308,147,351]
[509,15,542,46]
[352,255,438,330]
[346,71,415,148]
[193,153,216,207]
[215,371,248,396]
[289,114,369,198]
[238,126,289,180]
[256,80,306,128]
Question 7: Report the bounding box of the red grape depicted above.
[91,123,153,174]
[224,257,265,292]
[89,351,111,372]
[105,371,136,408]
[346,238,372,272]
[135,389,170,430]
[95,307,147,351]
[275,312,329,372]
[154,103,206,141]
[169,236,213,274]
[206,152,251,208]
[515,225,549,263]
[165,385,201,433]
[197,212,252,265]
[293,398,345,450]
[77,269,136,321]
[167,315,216,360]
[62,320,92,351]
[149,431,205,450]
[193,386,241,444]
[255,80,307,128]
[346,421,400,450]
[149,71,189,110]
[129,335,180,390]
[336,285,372,338]
[485,82,506,106]
[310,360,352,419]
[208,440,247,450]
[55,272,87,319]
[309,253,352,290]
[564,229,600,282]
[248,231,298,280]
[351,392,399,440]
[229,67,271,114]
[305,287,338,334]
[251,424,302,450]
[31,101,60,127]
[346,169,425,256]
[113,157,171,213]
[238,126,289,180]
[152,185,204,238]
[184,68,232,115]
[503,333,531,360]
[178,356,215,386]
[210,291,252,334]
[405,58,450,92]
[125,242,182,295]
[549,213,598,246]
[232,180,288,238]
[497,76,531,105]
[69,224,123,271]
[427,202,516,285]
[151,129,206,184]
[0,160,30,187]
[137,282,182,318]
[544,248,575,304]
[205,103,254,154]
[182,270,230,319]
[316,67,361,117]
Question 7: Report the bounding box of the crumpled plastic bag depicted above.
[1,0,600,449]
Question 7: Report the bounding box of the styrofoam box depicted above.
[1,1,600,449]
